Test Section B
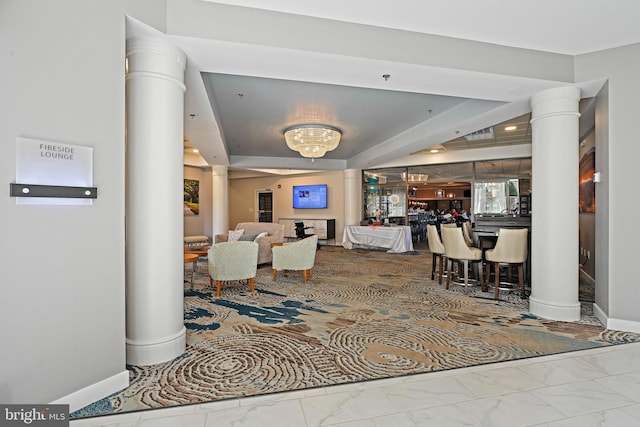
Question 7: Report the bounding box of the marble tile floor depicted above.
[71,342,640,427]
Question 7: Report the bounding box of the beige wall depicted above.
[228,171,346,243]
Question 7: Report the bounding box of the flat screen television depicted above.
[292,184,328,209]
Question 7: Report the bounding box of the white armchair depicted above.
[208,241,259,297]
[272,235,318,284]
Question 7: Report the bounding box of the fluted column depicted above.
[344,169,362,226]
[529,86,581,321]
[125,37,186,365]
[211,165,229,237]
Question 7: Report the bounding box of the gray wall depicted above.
[0,0,158,406]
[576,44,640,324]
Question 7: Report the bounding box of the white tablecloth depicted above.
[342,225,414,253]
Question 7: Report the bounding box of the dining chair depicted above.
[426,224,446,284]
[441,226,483,292]
[208,241,259,297]
[484,228,528,299]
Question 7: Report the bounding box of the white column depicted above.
[529,86,581,321]
[211,165,229,237]
[125,37,186,365]
[344,169,361,226]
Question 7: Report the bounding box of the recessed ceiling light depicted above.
[192,149,199,153]
[430,149,439,153]
[505,125,517,131]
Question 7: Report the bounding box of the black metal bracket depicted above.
[10,183,98,199]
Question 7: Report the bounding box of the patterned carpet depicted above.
[72,246,640,418]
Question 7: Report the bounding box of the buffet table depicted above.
[342,225,414,253]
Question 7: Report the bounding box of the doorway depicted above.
[256,190,273,223]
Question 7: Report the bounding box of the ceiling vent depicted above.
[464,127,494,141]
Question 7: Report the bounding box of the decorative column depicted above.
[211,165,229,237]
[344,169,361,226]
[529,86,581,321]
[125,37,186,365]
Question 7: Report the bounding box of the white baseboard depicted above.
[593,303,640,334]
[50,370,129,413]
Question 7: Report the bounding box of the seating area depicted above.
[189,221,529,299]
[215,222,285,264]
[202,223,318,294]
[423,223,530,299]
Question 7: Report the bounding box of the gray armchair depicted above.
[272,235,318,284]
[208,241,259,297]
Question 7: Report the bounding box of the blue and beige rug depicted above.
[73,246,640,418]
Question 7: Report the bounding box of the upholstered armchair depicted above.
[208,241,259,297]
[272,235,318,284]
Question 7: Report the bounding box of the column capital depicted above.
[211,164,228,177]
[530,86,581,123]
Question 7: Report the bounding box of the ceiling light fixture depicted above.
[504,125,517,131]
[464,127,494,141]
[283,124,341,162]
[430,149,439,153]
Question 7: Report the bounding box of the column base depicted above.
[529,296,580,321]
[126,327,186,366]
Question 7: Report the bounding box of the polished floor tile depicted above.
[71,342,640,427]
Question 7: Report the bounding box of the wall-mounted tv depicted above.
[292,184,328,209]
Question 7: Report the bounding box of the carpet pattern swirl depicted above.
[73,246,640,418]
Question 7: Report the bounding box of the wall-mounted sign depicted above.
[15,137,93,205]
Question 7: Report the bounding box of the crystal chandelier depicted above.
[283,124,341,161]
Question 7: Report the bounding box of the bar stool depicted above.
[484,228,528,299]
[441,226,483,292]
[427,224,446,284]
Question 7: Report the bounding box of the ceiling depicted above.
[202,73,470,160]
[163,1,640,175]
[204,0,640,55]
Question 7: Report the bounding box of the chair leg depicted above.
[484,262,490,292]
[518,265,525,298]
[494,264,500,299]
[216,280,222,297]
[210,276,213,288]
[302,270,308,284]
[446,258,452,289]
[309,268,313,278]
[273,269,277,281]
[248,277,255,294]
[462,260,469,293]
[431,253,437,280]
